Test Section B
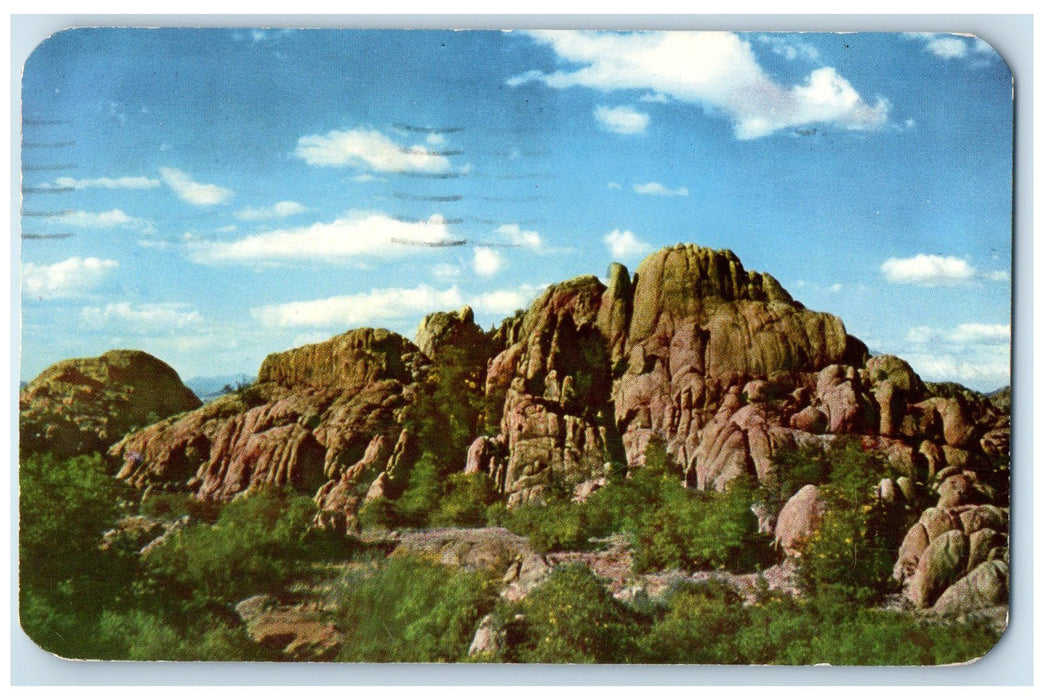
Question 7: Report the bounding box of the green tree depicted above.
[797,440,904,596]
[19,452,138,658]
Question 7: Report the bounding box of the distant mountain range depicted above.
[184,374,254,402]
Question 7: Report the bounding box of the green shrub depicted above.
[18,452,140,658]
[139,489,222,523]
[640,579,749,664]
[334,555,497,662]
[141,487,346,609]
[512,563,643,663]
[94,608,269,661]
[357,496,398,532]
[432,472,499,527]
[755,443,833,512]
[735,586,1001,665]
[796,441,904,596]
[630,478,770,573]
[505,501,597,553]
[19,452,127,592]
[394,452,442,527]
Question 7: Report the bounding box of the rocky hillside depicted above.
[19,350,201,457]
[96,243,1009,615]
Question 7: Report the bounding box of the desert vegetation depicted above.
[19,245,1009,665]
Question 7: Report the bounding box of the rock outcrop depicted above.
[893,502,1009,611]
[111,329,428,531]
[474,245,1007,508]
[90,243,1007,575]
[20,350,201,457]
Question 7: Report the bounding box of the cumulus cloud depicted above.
[904,33,999,63]
[900,320,1010,389]
[473,247,503,276]
[495,223,543,249]
[510,31,889,139]
[251,285,465,328]
[906,323,1010,346]
[594,105,650,134]
[758,34,821,62]
[53,175,160,190]
[469,284,547,315]
[187,212,459,265]
[880,254,1007,286]
[294,128,451,173]
[633,182,689,197]
[55,209,154,232]
[234,201,307,221]
[160,167,234,206]
[22,257,118,299]
[605,229,652,259]
[81,302,202,330]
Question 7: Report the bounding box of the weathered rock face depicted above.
[774,485,826,557]
[85,243,1007,559]
[415,305,496,365]
[612,245,866,483]
[111,329,426,530]
[893,503,1009,611]
[20,350,201,457]
[478,275,623,504]
[235,594,343,661]
[471,244,1009,506]
[257,327,419,392]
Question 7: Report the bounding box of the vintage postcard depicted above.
[18,27,1012,665]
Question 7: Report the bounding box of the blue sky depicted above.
[19,29,1012,391]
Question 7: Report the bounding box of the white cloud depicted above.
[22,257,118,299]
[469,284,547,315]
[294,128,451,173]
[473,247,504,276]
[594,105,649,135]
[633,182,689,197]
[605,229,652,259]
[160,167,234,206]
[81,302,202,330]
[187,212,459,265]
[234,201,307,221]
[607,182,622,189]
[55,209,154,232]
[511,31,888,139]
[881,254,974,286]
[900,319,1010,390]
[880,254,1008,286]
[906,323,1010,346]
[902,352,1010,389]
[925,36,968,59]
[758,34,821,62]
[904,33,999,63]
[495,223,542,249]
[53,175,160,190]
[251,285,465,328]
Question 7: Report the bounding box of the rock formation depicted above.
[90,242,1007,607]
[20,350,201,457]
[111,328,429,531]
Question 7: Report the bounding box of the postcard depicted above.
[18,27,1012,665]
